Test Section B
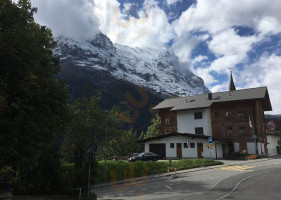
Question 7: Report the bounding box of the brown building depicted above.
[140,74,272,158]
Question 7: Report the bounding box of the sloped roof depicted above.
[153,86,272,111]
[138,132,232,143]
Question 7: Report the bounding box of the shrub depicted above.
[95,159,222,184]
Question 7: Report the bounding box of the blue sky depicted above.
[30,0,281,114]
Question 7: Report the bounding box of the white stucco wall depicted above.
[247,142,256,154]
[257,143,265,154]
[267,135,279,155]
[234,142,240,152]
[144,136,226,159]
[177,108,212,136]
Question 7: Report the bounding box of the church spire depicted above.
[229,71,236,91]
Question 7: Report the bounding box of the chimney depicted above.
[208,92,212,100]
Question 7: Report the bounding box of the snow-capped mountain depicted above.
[54,32,209,97]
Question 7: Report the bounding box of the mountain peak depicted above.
[54,32,209,97]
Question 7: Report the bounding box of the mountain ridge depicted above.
[54,32,209,97]
[54,32,209,131]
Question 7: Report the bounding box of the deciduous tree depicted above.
[0,0,70,191]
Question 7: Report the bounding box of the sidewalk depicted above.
[93,156,279,188]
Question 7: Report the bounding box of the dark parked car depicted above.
[128,152,159,162]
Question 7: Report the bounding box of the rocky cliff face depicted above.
[54,32,209,130]
[54,32,209,98]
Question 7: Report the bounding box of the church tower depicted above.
[229,71,236,91]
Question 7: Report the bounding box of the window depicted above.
[195,127,204,135]
[238,112,244,119]
[190,143,195,148]
[184,143,188,148]
[170,143,174,148]
[214,112,220,117]
[165,118,170,124]
[240,127,245,136]
[226,111,232,117]
[227,127,233,136]
[194,112,203,119]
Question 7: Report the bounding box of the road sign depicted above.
[206,144,213,148]
[208,137,213,144]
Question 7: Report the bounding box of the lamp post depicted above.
[104,111,108,182]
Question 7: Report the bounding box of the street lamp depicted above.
[104,110,108,182]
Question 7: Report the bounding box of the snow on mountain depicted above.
[54,33,209,96]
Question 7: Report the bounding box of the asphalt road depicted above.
[93,157,281,200]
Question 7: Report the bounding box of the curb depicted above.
[93,157,273,188]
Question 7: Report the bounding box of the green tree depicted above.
[96,129,141,160]
[62,95,105,188]
[143,113,161,139]
[0,0,70,191]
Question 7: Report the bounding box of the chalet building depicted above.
[139,73,272,159]
[266,119,281,155]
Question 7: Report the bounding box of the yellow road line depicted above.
[219,165,256,172]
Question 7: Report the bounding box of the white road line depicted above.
[141,188,147,191]
[216,170,272,200]
[184,180,221,200]
[165,185,172,190]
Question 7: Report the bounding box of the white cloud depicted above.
[192,55,208,64]
[95,0,174,48]
[210,82,228,93]
[166,0,182,6]
[30,0,100,40]
[172,36,198,64]
[238,54,281,114]
[190,28,260,85]
[174,0,281,35]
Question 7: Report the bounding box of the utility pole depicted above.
[104,111,109,182]
[88,130,93,198]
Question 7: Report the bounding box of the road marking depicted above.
[216,170,272,200]
[140,188,147,191]
[209,178,214,179]
[219,165,255,172]
[165,185,172,190]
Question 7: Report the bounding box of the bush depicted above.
[95,159,222,183]
[0,166,14,182]
[61,159,222,186]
